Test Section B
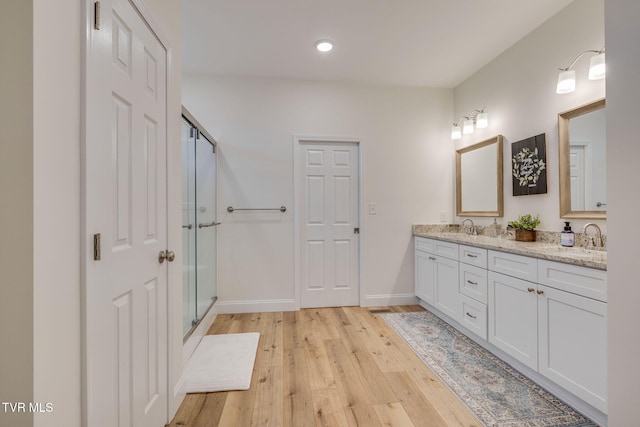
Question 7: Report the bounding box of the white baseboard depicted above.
[363,293,418,307]
[216,298,297,314]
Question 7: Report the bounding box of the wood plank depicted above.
[206,313,234,335]
[191,392,228,427]
[324,338,382,427]
[373,402,416,427]
[300,310,336,391]
[335,322,399,405]
[250,364,284,427]
[254,312,284,368]
[384,371,448,427]
[166,393,206,426]
[344,306,406,373]
[311,388,356,427]
[283,312,315,427]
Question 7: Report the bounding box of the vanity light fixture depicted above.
[556,46,605,94]
[451,108,488,140]
[315,40,334,52]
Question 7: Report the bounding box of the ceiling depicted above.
[182,0,573,88]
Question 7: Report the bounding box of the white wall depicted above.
[32,0,81,425]
[0,2,34,426]
[453,0,605,233]
[0,1,182,426]
[604,1,640,425]
[183,76,453,310]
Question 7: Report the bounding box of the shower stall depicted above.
[181,108,217,338]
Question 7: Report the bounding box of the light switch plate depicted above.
[440,211,448,222]
[369,203,377,215]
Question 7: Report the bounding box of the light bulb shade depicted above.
[462,119,474,134]
[556,69,576,94]
[476,112,488,128]
[588,52,605,80]
[451,125,462,140]
[315,40,334,52]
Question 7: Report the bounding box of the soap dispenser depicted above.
[561,221,575,247]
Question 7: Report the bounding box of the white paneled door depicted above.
[84,0,168,426]
[299,142,360,308]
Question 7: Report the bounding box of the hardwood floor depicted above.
[168,306,481,427]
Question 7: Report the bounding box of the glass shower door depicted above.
[182,112,218,338]
[195,134,217,318]
[181,118,197,336]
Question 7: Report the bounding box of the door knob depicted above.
[159,250,175,264]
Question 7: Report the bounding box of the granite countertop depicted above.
[413,226,607,271]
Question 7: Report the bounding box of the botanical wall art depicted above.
[511,133,547,196]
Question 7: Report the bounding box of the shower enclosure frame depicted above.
[181,106,218,341]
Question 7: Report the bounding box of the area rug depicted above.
[181,332,260,393]
[381,311,597,427]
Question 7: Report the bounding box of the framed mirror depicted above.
[558,98,606,219]
[456,135,504,217]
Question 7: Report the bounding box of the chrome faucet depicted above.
[461,218,476,235]
[582,223,605,249]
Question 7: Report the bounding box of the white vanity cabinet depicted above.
[487,251,608,413]
[415,236,608,419]
[414,237,460,322]
[459,244,488,340]
[537,260,608,413]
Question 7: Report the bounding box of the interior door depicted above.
[84,0,169,425]
[299,142,359,308]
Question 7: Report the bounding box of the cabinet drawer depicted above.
[433,240,459,260]
[459,245,487,268]
[415,237,435,253]
[460,295,487,340]
[538,260,607,302]
[415,237,459,260]
[459,263,488,304]
[488,250,537,282]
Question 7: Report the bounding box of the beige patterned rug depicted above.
[382,311,597,427]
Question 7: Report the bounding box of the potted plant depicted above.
[508,214,541,242]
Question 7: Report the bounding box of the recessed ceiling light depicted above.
[315,40,334,52]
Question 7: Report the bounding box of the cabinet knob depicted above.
[537,289,544,295]
[527,288,535,293]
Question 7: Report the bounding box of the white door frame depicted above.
[293,135,364,310]
[81,0,181,421]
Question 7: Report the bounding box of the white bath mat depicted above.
[181,332,260,393]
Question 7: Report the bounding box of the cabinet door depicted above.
[434,256,460,322]
[415,250,435,305]
[538,285,607,413]
[488,271,538,370]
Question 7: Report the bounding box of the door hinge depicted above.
[93,233,101,260]
[354,227,360,234]
[94,2,101,30]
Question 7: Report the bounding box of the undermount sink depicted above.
[524,244,607,261]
